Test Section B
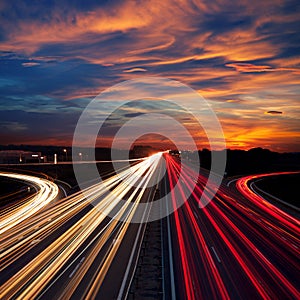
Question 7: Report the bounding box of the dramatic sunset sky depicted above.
[0,0,299,152]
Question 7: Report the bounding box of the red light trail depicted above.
[0,155,299,299]
[165,154,300,299]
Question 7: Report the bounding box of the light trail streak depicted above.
[165,154,299,299]
[58,156,161,299]
[83,161,160,299]
[0,158,156,268]
[0,153,164,299]
[236,172,300,234]
[0,172,59,235]
[187,164,298,298]
[166,154,229,299]
[166,156,196,300]
[0,155,299,299]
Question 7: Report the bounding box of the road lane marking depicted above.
[250,180,300,212]
[226,178,238,187]
[211,246,221,263]
[193,210,199,219]
[69,262,82,278]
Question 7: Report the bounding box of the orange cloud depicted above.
[226,63,273,73]
[1,0,299,151]
[123,68,147,73]
[1,1,153,54]
[21,62,40,67]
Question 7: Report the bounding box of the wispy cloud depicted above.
[0,121,27,131]
[123,68,147,73]
[22,62,40,67]
[225,63,273,73]
[0,0,299,150]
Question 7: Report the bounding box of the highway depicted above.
[0,155,299,299]
[0,171,59,235]
[163,157,299,299]
[0,153,165,299]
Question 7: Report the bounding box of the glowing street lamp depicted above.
[79,152,82,161]
[63,149,67,161]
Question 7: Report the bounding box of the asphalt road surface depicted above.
[0,155,299,299]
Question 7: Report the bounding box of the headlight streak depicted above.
[82,157,162,299]
[0,156,299,299]
[57,154,162,299]
[0,159,148,268]
[0,190,38,217]
[0,153,163,299]
[0,172,59,235]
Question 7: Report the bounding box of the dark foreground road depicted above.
[0,157,299,299]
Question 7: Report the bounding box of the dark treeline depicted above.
[190,148,300,176]
[225,148,300,176]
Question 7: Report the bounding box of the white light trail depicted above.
[0,153,164,299]
[0,172,59,235]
